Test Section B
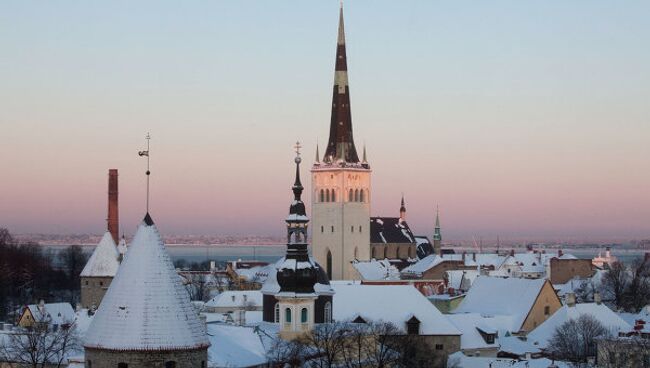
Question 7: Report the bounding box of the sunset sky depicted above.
[1,1,649,241]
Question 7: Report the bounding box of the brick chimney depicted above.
[510,249,515,257]
[558,249,563,258]
[107,169,119,244]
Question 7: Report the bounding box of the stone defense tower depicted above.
[312,3,371,281]
[84,214,209,367]
[107,169,119,244]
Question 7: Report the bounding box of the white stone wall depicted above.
[311,166,371,280]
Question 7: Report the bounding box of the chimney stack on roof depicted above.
[566,292,576,307]
[107,169,119,244]
[558,249,563,258]
[594,292,602,305]
[510,249,515,257]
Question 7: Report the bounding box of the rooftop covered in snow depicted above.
[83,214,210,351]
[80,231,119,278]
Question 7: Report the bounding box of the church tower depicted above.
[311,3,371,280]
[433,206,442,255]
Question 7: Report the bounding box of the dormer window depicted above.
[353,316,366,324]
[476,327,497,344]
[406,316,420,335]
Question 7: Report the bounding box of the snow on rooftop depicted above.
[447,352,570,368]
[80,232,119,277]
[84,216,210,351]
[26,302,75,326]
[205,291,262,309]
[527,303,631,348]
[446,269,480,291]
[207,324,267,368]
[352,259,400,280]
[400,254,445,275]
[454,277,549,333]
[446,313,499,351]
[332,283,460,336]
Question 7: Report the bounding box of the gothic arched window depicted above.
[320,189,325,202]
[360,189,365,202]
[354,189,359,202]
[331,190,336,202]
[349,189,354,202]
[285,308,292,323]
[274,303,280,323]
[326,250,333,279]
[324,302,332,323]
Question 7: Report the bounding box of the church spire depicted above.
[399,194,406,221]
[324,2,360,164]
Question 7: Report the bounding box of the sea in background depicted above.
[41,244,647,269]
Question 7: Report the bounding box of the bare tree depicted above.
[300,322,347,368]
[267,337,307,368]
[0,322,80,368]
[602,262,629,310]
[58,245,88,303]
[602,260,650,312]
[547,314,611,366]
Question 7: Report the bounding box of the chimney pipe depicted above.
[566,292,576,307]
[594,292,602,305]
[108,169,119,244]
[510,249,515,257]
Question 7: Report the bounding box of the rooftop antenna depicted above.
[138,133,151,213]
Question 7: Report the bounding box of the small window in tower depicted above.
[359,226,362,233]
[331,226,334,233]
[360,189,365,202]
[301,308,308,323]
[285,308,292,323]
[349,189,353,202]
[326,189,330,202]
[164,362,176,368]
[324,302,332,323]
[99,281,103,287]
[274,303,280,323]
[118,363,128,368]
[85,281,88,286]
[321,226,324,233]
[332,190,336,202]
[351,226,354,233]
[320,189,325,202]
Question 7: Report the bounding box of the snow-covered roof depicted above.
[454,277,549,332]
[116,237,127,256]
[446,313,499,350]
[84,215,210,351]
[25,302,75,326]
[207,324,267,368]
[400,254,445,275]
[527,303,631,348]
[352,259,400,280]
[446,269,480,291]
[447,352,570,368]
[80,232,119,277]
[332,283,460,336]
[369,217,415,244]
[205,291,262,309]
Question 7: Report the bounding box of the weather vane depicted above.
[294,141,302,156]
[138,133,151,213]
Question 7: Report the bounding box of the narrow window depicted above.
[435,344,444,350]
[360,189,365,202]
[87,361,92,368]
[326,250,333,279]
[301,308,308,323]
[354,189,359,202]
[324,302,332,323]
[351,226,354,233]
[285,308,292,323]
[359,226,362,232]
[331,226,334,232]
[326,189,330,202]
[544,306,550,316]
[164,362,176,368]
[321,226,324,233]
[274,303,280,323]
[349,189,353,202]
[331,190,336,202]
[354,247,358,259]
[320,189,325,202]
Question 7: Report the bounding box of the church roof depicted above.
[369,217,416,244]
[80,231,119,277]
[84,214,210,351]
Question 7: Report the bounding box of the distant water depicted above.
[42,244,646,268]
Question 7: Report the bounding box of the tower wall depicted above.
[84,347,207,368]
[108,169,119,244]
[80,276,113,310]
[311,167,371,280]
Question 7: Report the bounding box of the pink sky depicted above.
[1,1,649,241]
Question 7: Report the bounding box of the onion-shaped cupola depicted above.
[277,143,319,293]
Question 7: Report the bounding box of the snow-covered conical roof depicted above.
[84,214,210,351]
[80,231,119,277]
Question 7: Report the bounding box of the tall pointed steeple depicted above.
[399,194,407,221]
[278,143,318,294]
[324,2,360,164]
[433,205,442,255]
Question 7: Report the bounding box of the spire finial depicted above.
[315,141,320,163]
[362,144,367,163]
[138,133,151,214]
[435,205,441,228]
[292,141,304,197]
